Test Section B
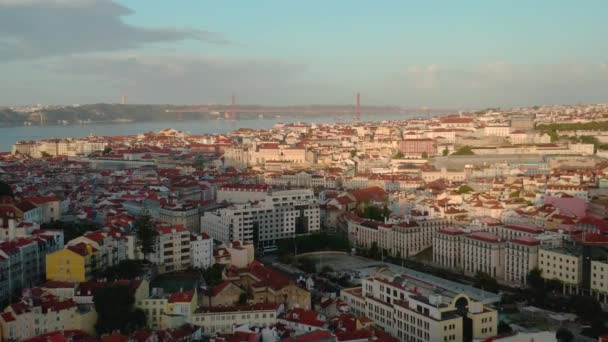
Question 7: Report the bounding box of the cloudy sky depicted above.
[1,0,607,108]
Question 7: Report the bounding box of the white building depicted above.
[341,276,498,342]
[201,189,320,251]
[190,233,214,269]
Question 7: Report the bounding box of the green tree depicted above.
[101,260,146,280]
[298,257,317,273]
[509,190,520,198]
[321,265,334,274]
[134,208,156,260]
[392,151,404,159]
[102,146,112,155]
[421,152,428,159]
[368,242,382,260]
[350,150,357,158]
[40,151,52,158]
[457,185,474,194]
[451,146,475,155]
[555,327,574,342]
[473,271,499,293]
[497,321,513,335]
[361,205,385,221]
[93,284,146,334]
[442,148,449,156]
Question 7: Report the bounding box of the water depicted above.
[0,112,414,152]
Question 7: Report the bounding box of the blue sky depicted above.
[1,0,607,107]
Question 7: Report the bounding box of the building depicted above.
[398,139,436,156]
[201,189,320,251]
[347,216,447,259]
[505,237,541,286]
[0,289,96,341]
[191,303,282,335]
[217,184,270,204]
[45,243,98,282]
[539,245,583,295]
[150,225,191,274]
[27,196,61,223]
[433,227,466,270]
[460,232,505,279]
[204,261,311,310]
[159,204,201,233]
[341,276,498,341]
[190,233,214,269]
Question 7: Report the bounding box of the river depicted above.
[0,112,416,152]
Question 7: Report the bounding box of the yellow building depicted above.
[46,243,98,282]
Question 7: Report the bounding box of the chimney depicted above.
[8,219,16,241]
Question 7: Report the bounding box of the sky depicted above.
[1,0,607,108]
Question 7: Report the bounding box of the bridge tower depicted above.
[231,94,236,129]
[355,92,361,121]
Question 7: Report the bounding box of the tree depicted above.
[568,295,602,322]
[555,327,574,342]
[321,265,334,274]
[497,321,513,335]
[102,146,112,155]
[368,242,381,260]
[298,257,316,273]
[473,271,499,293]
[392,151,404,159]
[40,151,52,158]
[350,150,357,158]
[442,148,449,156]
[421,152,428,159]
[101,260,146,280]
[457,185,474,194]
[93,284,146,334]
[134,208,156,260]
[509,190,520,198]
[451,146,475,155]
[526,268,546,305]
[361,205,385,221]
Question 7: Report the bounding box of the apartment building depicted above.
[45,243,99,282]
[539,245,583,295]
[505,237,540,286]
[433,228,466,270]
[341,276,498,342]
[190,233,214,269]
[347,216,447,259]
[217,184,270,204]
[191,303,283,334]
[150,225,191,273]
[460,232,505,279]
[201,189,320,251]
[0,292,97,341]
[398,139,436,156]
[159,204,201,233]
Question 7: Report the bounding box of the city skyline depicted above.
[1,0,608,107]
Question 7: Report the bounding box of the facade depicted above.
[27,197,61,223]
[190,233,214,269]
[45,243,98,282]
[150,225,191,274]
[347,216,447,259]
[341,276,498,342]
[433,228,465,270]
[504,237,540,286]
[538,246,583,294]
[201,189,320,250]
[460,232,505,279]
[0,291,96,341]
[217,184,270,204]
[159,205,201,233]
[191,303,282,334]
[398,139,436,156]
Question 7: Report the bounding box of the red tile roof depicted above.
[168,289,195,303]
